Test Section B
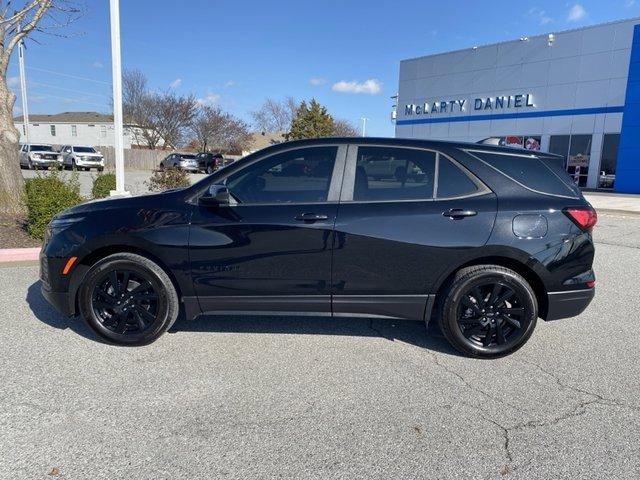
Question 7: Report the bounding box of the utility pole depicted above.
[109,0,129,196]
[18,34,29,144]
[360,117,369,137]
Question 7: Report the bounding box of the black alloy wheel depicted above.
[457,282,527,348]
[79,253,179,345]
[92,269,159,335]
[438,265,537,358]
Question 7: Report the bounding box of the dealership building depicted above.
[395,17,640,193]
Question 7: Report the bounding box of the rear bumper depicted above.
[545,288,595,321]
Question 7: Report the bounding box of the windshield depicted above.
[31,145,53,152]
[74,147,96,153]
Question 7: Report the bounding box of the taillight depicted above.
[563,207,598,232]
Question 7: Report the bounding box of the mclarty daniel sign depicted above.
[404,93,535,116]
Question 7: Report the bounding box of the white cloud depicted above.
[197,93,220,106]
[567,4,586,22]
[625,0,636,7]
[224,80,236,87]
[169,78,182,88]
[309,77,327,86]
[332,78,382,95]
[529,7,552,25]
[7,76,19,87]
[92,61,104,68]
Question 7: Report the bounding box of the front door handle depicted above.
[442,208,477,219]
[295,212,329,222]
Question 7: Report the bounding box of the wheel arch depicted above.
[69,244,184,316]
[429,255,549,324]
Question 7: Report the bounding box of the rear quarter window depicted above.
[470,151,580,198]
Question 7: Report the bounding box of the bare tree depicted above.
[122,71,198,150]
[333,118,359,137]
[148,91,198,149]
[250,96,297,133]
[122,69,148,146]
[190,105,251,153]
[0,1,83,216]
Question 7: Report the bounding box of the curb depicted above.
[0,247,41,263]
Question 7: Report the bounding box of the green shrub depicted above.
[24,171,83,239]
[92,172,116,199]
[146,167,190,192]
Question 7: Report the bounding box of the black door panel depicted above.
[331,194,497,297]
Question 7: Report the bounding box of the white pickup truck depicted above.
[19,144,63,170]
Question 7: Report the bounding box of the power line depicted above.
[27,90,109,108]
[28,80,110,99]
[25,66,111,85]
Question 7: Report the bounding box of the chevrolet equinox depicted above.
[40,138,596,358]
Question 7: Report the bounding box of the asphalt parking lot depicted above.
[21,169,209,197]
[1,213,639,479]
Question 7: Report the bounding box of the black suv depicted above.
[196,152,224,174]
[40,138,596,357]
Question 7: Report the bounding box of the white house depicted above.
[13,111,159,149]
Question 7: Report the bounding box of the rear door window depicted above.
[470,151,579,198]
[353,146,436,201]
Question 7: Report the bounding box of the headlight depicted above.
[49,216,85,233]
[32,153,41,159]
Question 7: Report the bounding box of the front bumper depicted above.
[32,158,62,166]
[39,253,76,317]
[41,285,73,316]
[545,288,595,321]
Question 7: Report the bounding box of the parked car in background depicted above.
[159,153,199,172]
[60,145,105,171]
[196,152,224,174]
[19,144,62,170]
[40,138,596,358]
[598,171,615,189]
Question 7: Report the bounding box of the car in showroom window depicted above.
[39,138,596,358]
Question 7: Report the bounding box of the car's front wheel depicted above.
[78,253,179,345]
[438,265,537,358]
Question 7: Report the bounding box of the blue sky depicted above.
[7,0,640,137]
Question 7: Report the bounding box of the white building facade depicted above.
[14,112,150,150]
[395,18,640,193]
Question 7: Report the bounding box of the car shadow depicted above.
[169,314,460,356]
[26,281,459,356]
[26,281,100,342]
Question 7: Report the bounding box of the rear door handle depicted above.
[295,213,329,222]
[442,208,477,219]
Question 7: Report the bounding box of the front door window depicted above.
[225,146,338,204]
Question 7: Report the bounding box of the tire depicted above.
[78,253,180,346]
[438,265,538,358]
[28,159,34,170]
[206,165,214,174]
[98,167,104,172]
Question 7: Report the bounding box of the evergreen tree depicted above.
[287,99,335,140]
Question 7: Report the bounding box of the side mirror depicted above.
[199,184,230,207]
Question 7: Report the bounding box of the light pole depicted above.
[360,117,369,137]
[109,0,128,196]
[18,36,29,144]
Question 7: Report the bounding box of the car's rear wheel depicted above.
[438,265,537,358]
[78,253,179,346]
